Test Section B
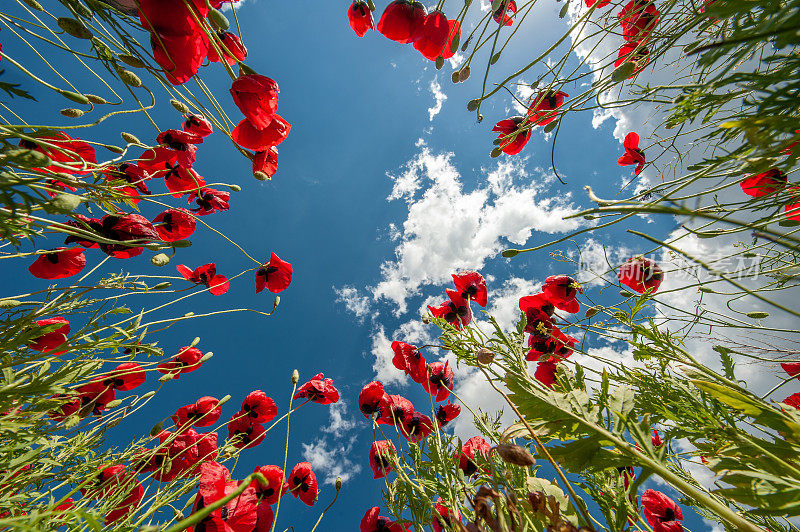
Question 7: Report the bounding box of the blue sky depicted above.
[0,0,738,529]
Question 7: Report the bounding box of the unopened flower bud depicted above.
[0,300,22,309]
[253,171,270,181]
[490,147,503,158]
[611,62,636,83]
[150,421,164,437]
[494,443,535,466]
[292,369,299,384]
[118,68,142,87]
[158,373,175,382]
[171,239,192,248]
[459,66,471,82]
[85,94,108,104]
[585,307,599,318]
[21,0,43,9]
[435,56,444,70]
[57,17,93,39]
[57,90,90,104]
[51,193,82,212]
[3,148,51,169]
[118,54,146,68]
[335,477,342,490]
[208,8,230,30]
[451,71,460,84]
[191,337,201,347]
[120,132,141,145]
[170,99,189,113]
[200,352,213,362]
[105,399,122,409]
[467,99,480,111]
[60,108,85,118]
[150,253,170,267]
[218,394,231,405]
[227,184,242,192]
[476,348,494,364]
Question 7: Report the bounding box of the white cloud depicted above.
[428,79,447,121]
[301,436,361,486]
[334,285,371,322]
[321,400,357,435]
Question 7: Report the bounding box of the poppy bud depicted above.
[51,193,82,212]
[171,240,192,248]
[84,94,107,105]
[58,89,90,104]
[273,296,280,308]
[140,391,156,400]
[170,99,190,113]
[746,311,769,319]
[451,71,460,84]
[200,352,213,362]
[459,66,471,81]
[150,421,164,437]
[190,337,201,347]
[490,52,501,64]
[208,8,230,30]
[253,171,270,181]
[3,148,51,168]
[476,347,494,364]
[60,108,85,118]
[120,132,141,145]
[22,0,43,8]
[585,307,599,318]
[494,443,535,466]
[219,394,231,405]
[151,253,170,267]
[698,286,714,293]
[106,145,124,154]
[119,54,146,68]
[612,62,636,82]
[559,3,569,17]
[57,17,93,39]
[292,369,299,383]
[335,477,342,490]
[105,399,122,409]
[467,99,480,111]
[490,147,502,158]
[227,184,242,192]
[436,56,444,69]
[544,120,558,133]
[620,290,634,297]
[158,373,175,382]
[118,69,143,87]
[0,299,21,308]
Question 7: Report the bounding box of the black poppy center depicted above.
[663,508,675,522]
[219,506,229,520]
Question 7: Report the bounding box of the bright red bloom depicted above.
[138,0,208,35]
[253,147,279,179]
[435,401,460,426]
[153,208,196,241]
[208,31,248,65]
[377,0,427,43]
[19,132,96,175]
[157,346,204,377]
[741,168,787,197]
[457,436,491,476]
[359,381,390,418]
[177,263,230,295]
[172,396,221,428]
[82,465,143,524]
[254,503,274,532]
[422,361,454,401]
[427,289,472,330]
[294,373,340,404]
[29,247,86,280]
[493,0,516,25]
[106,163,152,196]
[232,116,292,151]
[585,0,611,7]
[288,462,318,506]
[391,341,427,383]
[652,429,663,447]
[401,411,433,442]
[183,113,213,137]
[781,362,800,378]
[369,440,397,478]
[228,414,266,449]
[519,292,555,318]
[452,270,488,307]
[619,256,663,293]
[413,11,460,61]
[361,507,411,532]
[379,394,414,426]
[534,360,558,387]
[251,465,288,505]
[618,132,646,175]
[192,461,258,532]
[492,116,531,155]
[785,187,800,221]
[618,0,660,42]
[30,317,70,354]
[48,393,81,421]
[100,213,159,258]
[77,381,116,414]
[241,391,278,423]
[542,275,582,313]
[783,392,800,410]
[527,91,568,126]
[255,252,293,293]
[615,42,650,77]
[527,327,577,363]
[230,75,280,130]
[432,498,460,532]
[156,129,203,170]
[188,187,230,215]
[98,362,146,391]
[64,214,103,248]
[150,30,209,86]
[348,1,375,37]
[641,489,683,532]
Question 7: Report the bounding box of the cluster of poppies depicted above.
[611,0,660,79]
[175,250,293,297]
[347,0,461,63]
[426,270,488,330]
[492,90,569,155]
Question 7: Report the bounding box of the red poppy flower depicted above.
[251,465,288,505]
[391,341,427,383]
[97,362,146,391]
[519,293,555,319]
[162,164,205,198]
[138,0,208,35]
[619,256,663,293]
[228,414,266,449]
[359,381,390,418]
[783,393,800,410]
[527,327,577,362]
[641,489,683,532]
[422,361,454,401]
[64,214,103,248]
[741,168,787,197]
[19,132,97,175]
[288,462,318,506]
[181,114,213,138]
[427,289,472,330]
[369,440,397,478]
[523,303,553,337]
[82,465,143,524]
[585,0,611,7]
[457,436,491,476]
[452,270,488,307]
[401,411,433,442]
[30,317,70,354]
[492,116,531,155]
[781,362,800,378]
[377,0,427,43]
[534,360,558,387]
[208,31,248,65]
[294,373,340,404]
[413,11,460,61]
[379,394,415,426]
[254,252,293,294]
[29,247,86,280]
[785,187,800,221]
[241,390,278,423]
[232,116,292,151]
[361,507,411,532]
[153,208,196,242]
[432,498,460,532]
[188,187,230,215]
[618,0,660,42]
[158,346,204,377]
[527,91,568,126]
[253,147,279,179]
[173,396,221,428]
[254,502,274,532]
[493,0,516,25]
[150,30,209,86]
[542,275,582,313]
[348,1,375,37]
[77,381,116,414]
[614,42,650,77]
[100,213,159,258]
[192,461,258,532]
[435,401,460,427]
[48,393,81,421]
[230,75,280,128]
[652,429,663,447]
[158,128,203,155]
[177,263,230,295]
[617,132,646,175]
[105,163,152,202]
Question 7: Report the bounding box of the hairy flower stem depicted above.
[270,378,298,532]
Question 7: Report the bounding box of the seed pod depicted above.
[118,69,142,87]
[120,132,141,145]
[170,99,189,113]
[476,348,494,364]
[0,300,22,309]
[85,94,107,104]
[459,66,471,82]
[490,147,502,158]
[151,253,170,267]
[494,443,535,466]
[208,8,230,30]
[57,17,93,39]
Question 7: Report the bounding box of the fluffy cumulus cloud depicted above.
[334,285,371,322]
[428,78,448,121]
[302,400,361,485]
